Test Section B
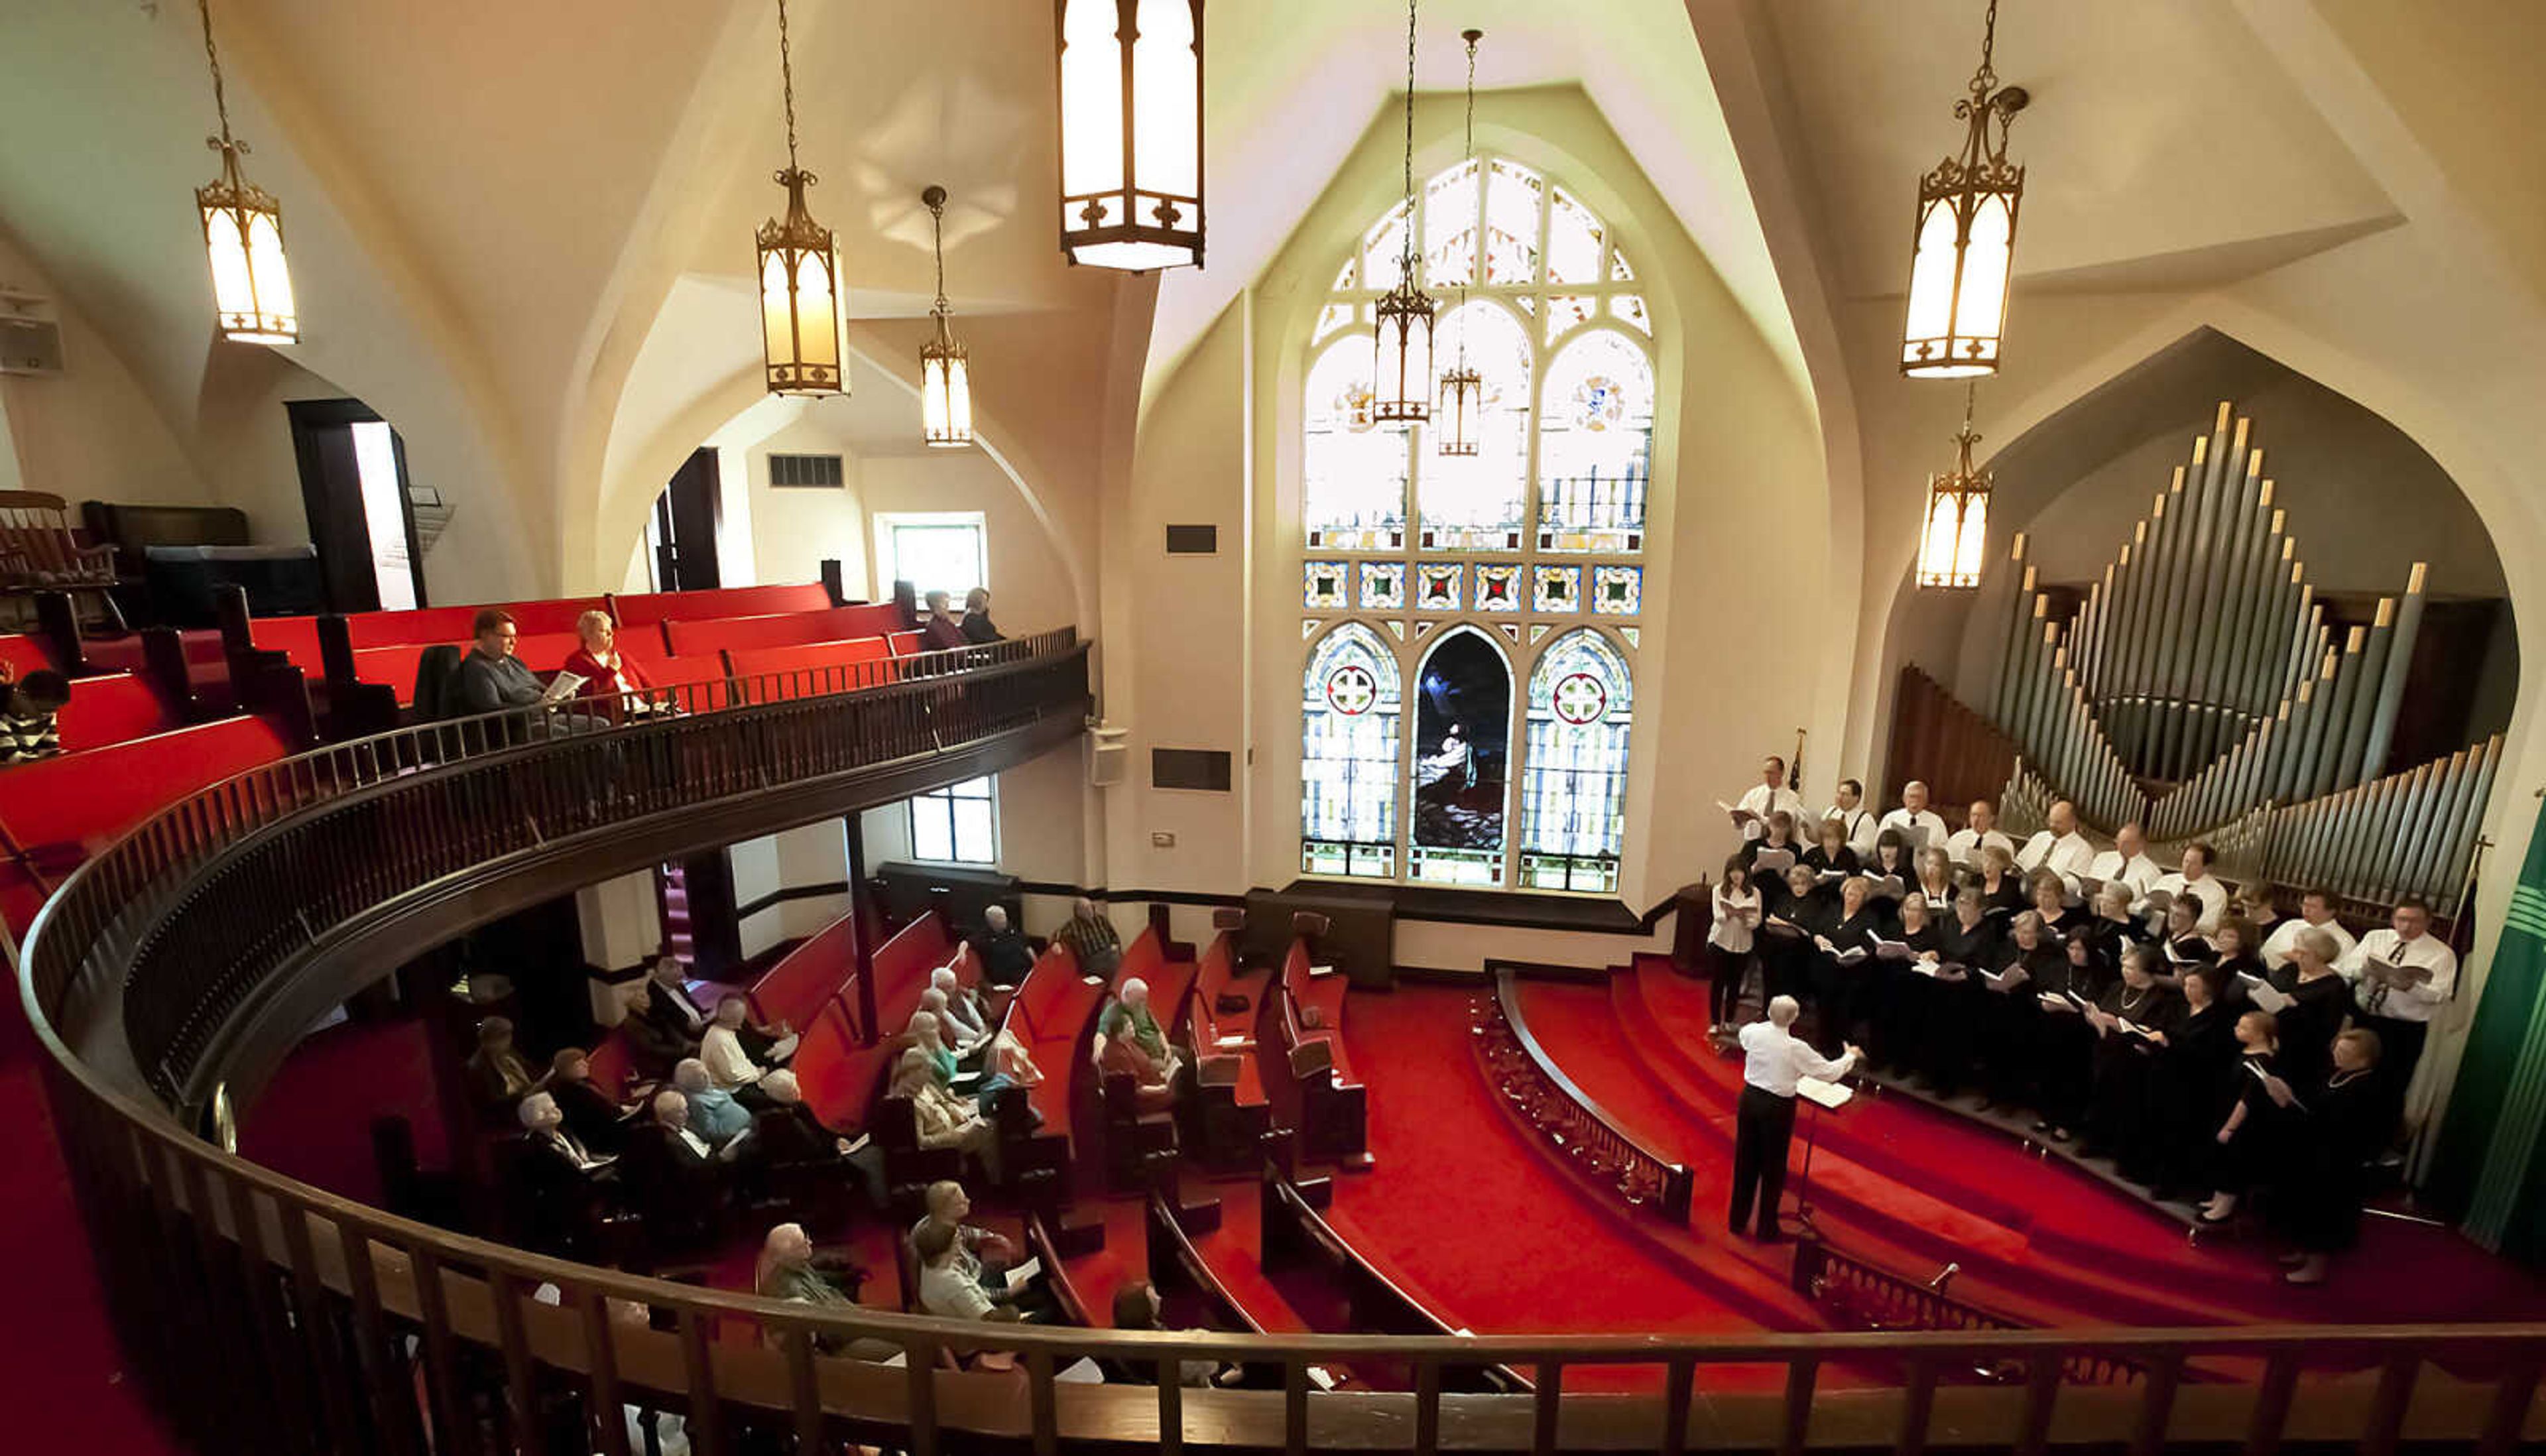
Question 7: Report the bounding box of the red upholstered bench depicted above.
[55,670,183,753]
[348,632,585,707]
[721,638,897,701]
[609,583,835,628]
[790,1001,888,1131]
[341,597,606,648]
[886,630,930,658]
[235,615,327,675]
[660,603,904,658]
[1276,940,1366,1162]
[749,904,860,1032]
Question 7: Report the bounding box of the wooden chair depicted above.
[0,492,119,627]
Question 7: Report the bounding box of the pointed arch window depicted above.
[1537,330,1652,553]
[1520,629,1633,892]
[1409,627,1512,886]
[1302,623,1401,878]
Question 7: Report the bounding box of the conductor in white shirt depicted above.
[1944,800,2014,867]
[1728,755,1808,843]
[2016,800,2098,895]
[2262,888,2357,971]
[2338,896,2456,1115]
[2087,822,2162,904]
[1729,996,1860,1243]
[1877,781,1949,857]
[1823,778,1880,857]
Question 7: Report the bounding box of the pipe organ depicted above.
[1968,401,2494,919]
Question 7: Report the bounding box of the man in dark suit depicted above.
[751,1069,888,1208]
[510,1091,613,1254]
[545,1048,635,1154]
[970,905,1036,988]
[626,1090,725,1246]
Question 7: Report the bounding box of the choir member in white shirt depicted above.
[701,995,773,1103]
[2337,897,2456,1115]
[1727,755,1808,843]
[1823,778,1880,857]
[2016,800,2097,896]
[1707,855,1763,1034]
[2260,888,2357,971]
[1877,780,1949,857]
[2150,841,2231,935]
[2086,823,2163,906]
[1727,997,1859,1243]
[1943,800,2014,868]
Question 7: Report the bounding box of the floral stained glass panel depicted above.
[1533,565,1581,614]
[1592,566,1642,616]
[1537,330,1652,554]
[1474,562,1522,613]
[1358,561,1406,610]
[1416,563,1462,613]
[1303,560,1349,610]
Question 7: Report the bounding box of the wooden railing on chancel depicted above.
[16,627,2546,1456]
[1474,971,1696,1225]
[1792,1237,2146,1388]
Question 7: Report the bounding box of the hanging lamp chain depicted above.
[198,0,239,154]
[1398,0,1418,271]
[929,192,950,318]
[1454,29,1479,363]
[1973,0,1999,93]
[777,0,802,174]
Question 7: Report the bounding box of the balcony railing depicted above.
[17,624,2546,1455]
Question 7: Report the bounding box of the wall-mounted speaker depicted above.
[0,315,63,377]
[1087,722,1130,787]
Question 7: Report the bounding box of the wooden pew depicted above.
[660,603,906,658]
[1270,936,1369,1165]
[1182,931,1272,1172]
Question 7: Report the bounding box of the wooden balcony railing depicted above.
[15,627,2546,1455]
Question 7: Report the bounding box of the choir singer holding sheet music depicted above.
[1728,997,1859,1243]
[1877,781,1949,855]
[2016,800,2097,895]
[1723,756,1807,843]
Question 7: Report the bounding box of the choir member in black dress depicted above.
[2083,944,2181,1181]
[2148,968,2238,1204]
[1760,865,1835,1006]
[1976,910,2064,1113]
[1916,890,1996,1099]
[2152,896,2213,991]
[1860,831,1917,908]
[1811,876,1888,1056]
[2030,871,2088,943]
[1878,893,1943,1072]
[2210,916,2267,1008]
[2201,1010,2295,1225]
[2083,882,2148,973]
[1976,845,2028,919]
[2266,928,2353,1099]
[2269,1028,2386,1284]
[1740,812,1806,876]
[1912,846,1959,914]
[1801,817,1860,880]
[2028,931,2098,1140]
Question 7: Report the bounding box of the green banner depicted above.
[2430,800,2546,1260]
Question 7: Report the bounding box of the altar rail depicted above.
[1479,971,1697,1225]
[18,629,2546,1455]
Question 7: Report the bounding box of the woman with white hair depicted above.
[930,963,991,1042]
[889,1045,996,1174]
[562,607,653,713]
[905,1009,959,1087]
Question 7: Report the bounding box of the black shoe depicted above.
[2030,1119,2054,1134]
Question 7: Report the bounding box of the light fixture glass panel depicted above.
[1131,0,1199,198]
[1546,188,1603,284]
[791,253,839,369]
[204,208,255,322]
[243,211,295,338]
[1902,200,1963,366]
[1952,488,1990,581]
[758,252,795,374]
[1059,0,1124,203]
[1955,192,2014,351]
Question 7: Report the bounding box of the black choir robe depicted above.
[2085,980,2181,1180]
[2149,1001,2239,1195]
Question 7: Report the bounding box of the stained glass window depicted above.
[1303,342,1406,550]
[1302,624,1400,879]
[1520,630,1632,892]
[1537,330,1652,553]
[1297,154,1651,892]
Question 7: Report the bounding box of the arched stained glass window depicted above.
[1297,154,1652,894]
[1302,623,1400,879]
[1520,629,1633,892]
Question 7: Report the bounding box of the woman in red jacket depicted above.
[564,609,653,717]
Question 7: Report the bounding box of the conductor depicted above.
[1728,995,1860,1243]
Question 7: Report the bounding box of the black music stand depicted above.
[1787,1081,1848,1237]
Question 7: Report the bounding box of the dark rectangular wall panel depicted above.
[1152,747,1232,792]
[1164,524,1218,554]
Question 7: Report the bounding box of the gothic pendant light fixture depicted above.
[194,0,296,345]
[1900,0,2027,379]
[1370,0,1433,425]
[919,186,973,448]
[1435,29,1483,457]
[1917,385,1992,589]
[757,0,846,396]
[1056,0,1205,271]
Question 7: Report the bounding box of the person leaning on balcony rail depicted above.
[1728,995,1859,1244]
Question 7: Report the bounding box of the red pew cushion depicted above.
[751,905,859,1032]
[341,597,607,648]
[660,604,904,658]
[55,671,182,753]
[0,634,56,677]
[611,583,833,629]
[721,639,897,699]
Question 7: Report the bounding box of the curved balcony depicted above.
[19,627,2546,1456]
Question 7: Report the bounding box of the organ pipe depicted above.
[2358,562,2428,783]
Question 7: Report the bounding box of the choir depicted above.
[1710,781,2427,1285]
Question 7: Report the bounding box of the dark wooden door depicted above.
[286,397,427,613]
[654,448,723,592]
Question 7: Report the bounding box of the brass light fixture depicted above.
[1056,0,1205,271]
[1917,385,1992,589]
[194,0,295,345]
[920,186,973,449]
[1900,0,2026,379]
[1435,29,1483,457]
[756,0,845,396]
[1370,0,1433,425]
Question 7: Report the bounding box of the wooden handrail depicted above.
[1482,969,1697,1224]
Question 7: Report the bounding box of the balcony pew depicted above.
[660,603,906,659]
[720,638,899,703]
[607,581,835,627]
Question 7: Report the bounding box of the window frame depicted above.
[908,775,998,867]
[873,511,989,603]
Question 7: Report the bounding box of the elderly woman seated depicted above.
[918,987,990,1064]
[1097,977,1179,1111]
[930,963,992,1043]
[888,1045,997,1177]
[671,1058,752,1148]
[905,1010,963,1089]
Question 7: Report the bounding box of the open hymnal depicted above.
[2063,989,2097,1014]
[1869,936,1913,961]
[1309,963,1338,979]
[1003,1256,1042,1293]
[765,1032,801,1063]
[2115,1017,2159,1039]
[2236,971,2293,1014]
[840,1132,873,1156]
[1829,945,1869,966]
[539,671,589,706]
[1896,823,1931,855]
[2140,888,2176,917]
[1813,869,1852,886]
[1305,1366,1339,1392]
[2244,1058,2305,1111]
[1214,1033,1248,1049]
[1750,848,1797,874]
[1797,1075,1854,1110]
[1717,800,1762,825]
[1856,873,1907,899]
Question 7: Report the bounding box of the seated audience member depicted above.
[2015,799,2096,892]
[2152,895,2213,989]
[971,905,1036,988]
[1725,754,1807,843]
[1810,875,1886,1056]
[2082,944,2181,1179]
[637,953,711,1036]
[1707,856,1762,1034]
[2268,929,2352,1096]
[959,587,1004,645]
[2147,969,2238,1204]
[516,1089,612,1180]
[916,1218,1025,1332]
[2268,1028,2386,1285]
[672,1058,753,1148]
[627,1090,725,1238]
[1913,845,1959,912]
[976,1028,1046,1121]
[755,1221,885,1356]
[1823,776,1880,857]
[1914,890,1994,1099]
[1974,845,2027,918]
[546,1048,633,1155]
[1114,1281,1243,1388]
[1097,978,1180,1107]
[751,1068,888,1206]
[621,980,696,1076]
[1974,910,2063,1113]
[0,662,70,764]
[1056,897,1124,977]
[911,1180,1048,1317]
[921,590,968,652]
[464,1015,542,1123]
[1801,816,1860,879]
[2339,896,2456,1118]
[2151,841,2230,934]
[906,1010,961,1087]
[451,609,549,715]
[1760,865,1835,1006]
[2261,886,2356,971]
[511,1091,612,1254]
[890,1047,997,1172]
[920,986,988,1062]
[2085,821,2163,905]
[1877,780,1949,854]
[2201,1010,2293,1225]
[931,963,991,1044]
[1739,810,1805,874]
[1945,799,2014,869]
[562,608,655,713]
[701,994,784,1102]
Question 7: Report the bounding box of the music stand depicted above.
[1787,1077,1850,1237]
